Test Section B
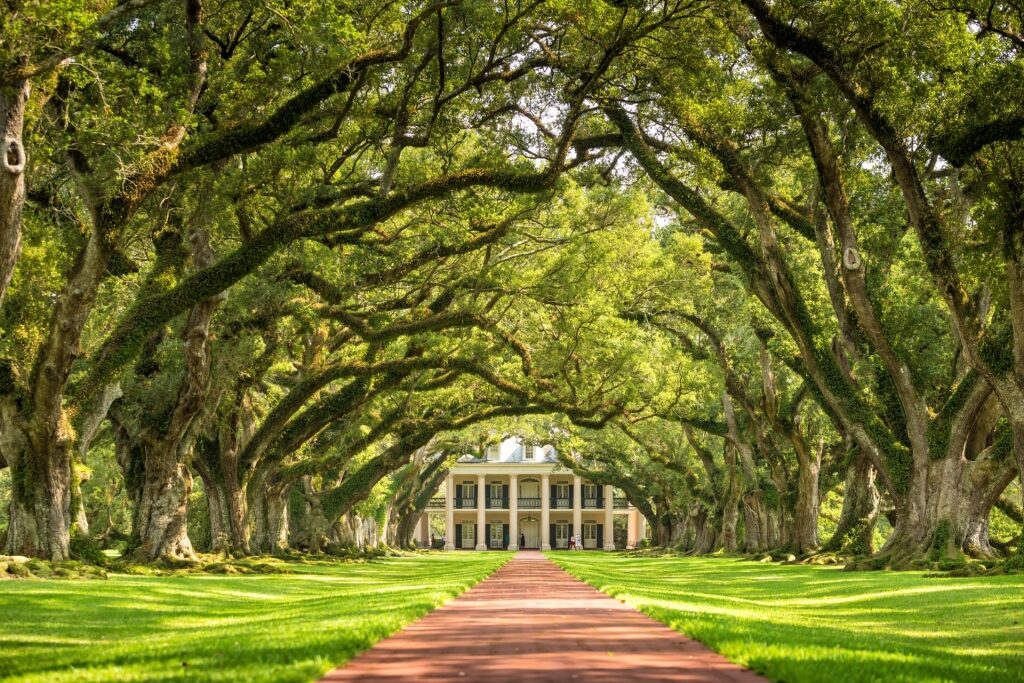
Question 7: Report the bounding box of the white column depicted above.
[420,513,431,547]
[508,474,519,551]
[572,474,582,546]
[603,485,615,550]
[541,473,551,550]
[444,472,455,550]
[476,473,486,550]
[627,509,638,549]
[637,512,648,545]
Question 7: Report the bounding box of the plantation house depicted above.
[417,437,646,551]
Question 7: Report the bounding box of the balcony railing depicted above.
[518,497,541,509]
[613,496,629,509]
[486,497,508,509]
[427,497,445,510]
[551,497,572,509]
[582,497,604,509]
[455,497,476,509]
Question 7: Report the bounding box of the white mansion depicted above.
[418,436,648,551]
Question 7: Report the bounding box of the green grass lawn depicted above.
[548,553,1024,683]
[0,552,510,683]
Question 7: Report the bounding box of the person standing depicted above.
[520,532,526,549]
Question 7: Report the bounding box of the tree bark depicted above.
[721,447,742,552]
[131,443,196,561]
[0,74,28,308]
[823,451,880,555]
[250,482,289,554]
[2,424,73,560]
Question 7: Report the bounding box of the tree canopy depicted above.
[0,0,1022,571]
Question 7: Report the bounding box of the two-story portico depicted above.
[436,437,642,551]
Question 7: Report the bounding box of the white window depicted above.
[523,443,534,460]
[485,444,499,461]
[490,522,504,548]
[556,482,571,507]
[461,481,476,508]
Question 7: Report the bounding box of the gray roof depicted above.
[456,446,558,464]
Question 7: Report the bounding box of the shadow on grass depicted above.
[0,552,511,683]
[550,553,1024,683]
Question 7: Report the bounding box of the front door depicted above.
[462,523,476,549]
[554,522,570,549]
[490,522,504,549]
[520,517,539,548]
[583,522,598,549]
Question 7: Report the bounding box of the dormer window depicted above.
[523,443,534,460]
[485,444,499,461]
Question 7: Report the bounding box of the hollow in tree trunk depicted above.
[0,74,29,308]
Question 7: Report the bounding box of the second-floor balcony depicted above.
[518,497,541,509]
[454,497,477,509]
[582,497,605,509]
[551,497,572,509]
[486,497,509,509]
[427,497,445,510]
[613,496,630,509]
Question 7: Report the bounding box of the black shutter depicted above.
[597,524,604,550]
[549,524,556,548]
[455,484,463,508]
[456,524,463,548]
[502,484,509,505]
[503,524,509,549]
[474,523,479,547]
[550,484,556,506]
[485,524,491,550]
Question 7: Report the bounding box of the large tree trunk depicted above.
[879,449,1016,564]
[721,450,742,552]
[3,431,72,560]
[250,482,289,554]
[741,490,766,552]
[71,463,90,536]
[128,442,196,562]
[195,460,250,554]
[690,504,718,553]
[204,474,231,552]
[823,451,880,555]
[394,509,421,549]
[0,75,28,308]
[793,445,822,553]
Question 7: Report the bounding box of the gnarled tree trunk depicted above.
[250,481,289,554]
[2,420,72,560]
[824,451,880,555]
[0,74,28,308]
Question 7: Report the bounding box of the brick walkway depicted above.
[318,551,767,682]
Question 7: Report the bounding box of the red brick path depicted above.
[318,551,767,682]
